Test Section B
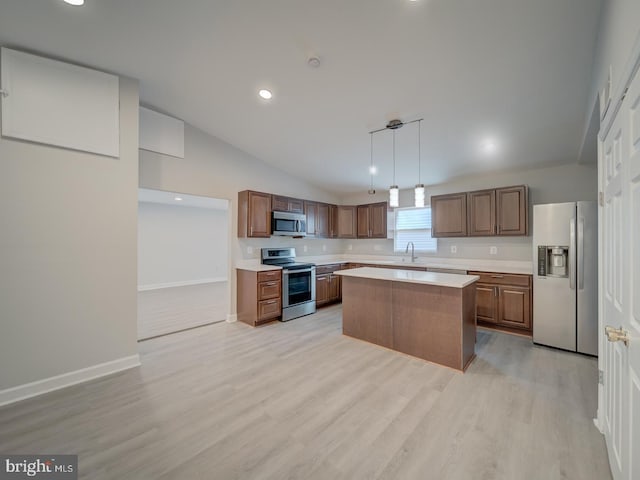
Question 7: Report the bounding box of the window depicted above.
[393,206,437,253]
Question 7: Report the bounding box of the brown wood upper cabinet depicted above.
[238,190,272,238]
[433,185,528,238]
[304,201,318,236]
[496,185,528,235]
[431,193,468,237]
[337,206,357,238]
[357,202,387,238]
[316,203,330,238]
[328,205,339,238]
[467,189,496,236]
[272,195,304,214]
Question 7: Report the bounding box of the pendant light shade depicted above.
[414,119,425,207]
[389,186,399,208]
[414,185,425,207]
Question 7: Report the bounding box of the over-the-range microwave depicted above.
[272,211,307,236]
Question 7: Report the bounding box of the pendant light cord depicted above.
[392,130,396,186]
[370,133,374,190]
[418,120,421,184]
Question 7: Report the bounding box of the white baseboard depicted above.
[0,354,141,407]
[138,277,227,291]
[226,313,237,323]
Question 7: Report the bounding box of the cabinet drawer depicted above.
[258,298,281,320]
[468,271,531,287]
[258,270,281,282]
[316,264,343,275]
[258,281,280,300]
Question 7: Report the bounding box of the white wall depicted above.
[0,76,139,393]
[139,124,340,316]
[588,0,640,114]
[138,202,228,289]
[340,163,597,261]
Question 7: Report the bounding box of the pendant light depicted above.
[389,129,399,208]
[368,133,376,195]
[414,120,425,207]
[368,117,423,207]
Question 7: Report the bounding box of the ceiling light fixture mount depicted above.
[307,56,321,68]
[63,0,85,5]
[258,89,273,100]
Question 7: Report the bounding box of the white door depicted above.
[599,58,640,480]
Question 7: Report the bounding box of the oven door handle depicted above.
[283,268,314,274]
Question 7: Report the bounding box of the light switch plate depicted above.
[322,244,327,252]
[490,246,498,255]
[450,246,457,254]
[247,246,253,255]
[348,244,353,251]
[303,245,308,252]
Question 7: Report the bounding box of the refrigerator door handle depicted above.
[569,217,576,290]
[578,216,584,290]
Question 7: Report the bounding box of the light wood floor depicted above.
[137,282,228,340]
[0,305,611,479]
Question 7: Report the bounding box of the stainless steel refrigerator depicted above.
[532,202,598,355]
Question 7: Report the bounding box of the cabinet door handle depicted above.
[265,300,277,304]
[494,287,498,297]
[491,275,504,278]
[250,226,253,236]
[265,282,277,286]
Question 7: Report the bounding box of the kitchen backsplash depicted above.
[238,235,532,262]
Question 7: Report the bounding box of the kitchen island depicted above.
[335,267,479,371]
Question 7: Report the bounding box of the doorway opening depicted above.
[137,188,230,340]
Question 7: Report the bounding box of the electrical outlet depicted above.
[348,244,353,251]
[450,246,457,254]
[490,246,498,255]
[374,244,382,251]
[322,244,327,252]
[303,245,308,253]
[247,246,253,255]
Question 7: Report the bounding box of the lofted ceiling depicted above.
[0,0,602,194]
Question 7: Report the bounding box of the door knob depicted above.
[605,325,630,346]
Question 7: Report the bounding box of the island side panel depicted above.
[391,283,464,370]
[341,276,393,349]
[461,283,477,371]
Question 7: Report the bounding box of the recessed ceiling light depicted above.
[63,0,85,5]
[258,89,273,100]
[174,196,183,201]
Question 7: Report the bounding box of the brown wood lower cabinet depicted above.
[469,271,532,334]
[237,269,282,326]
[316,264,342,307]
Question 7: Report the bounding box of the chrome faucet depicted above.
[405,241,417,263]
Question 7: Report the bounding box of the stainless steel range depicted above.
[261,247,316,321]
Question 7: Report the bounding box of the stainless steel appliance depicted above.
[261,247,316,321]
[271,211,307,236]
[533,202,597,355]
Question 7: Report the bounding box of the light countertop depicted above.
[335,267,480,288]
[235,261,282,272]
[298,255,532,275]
